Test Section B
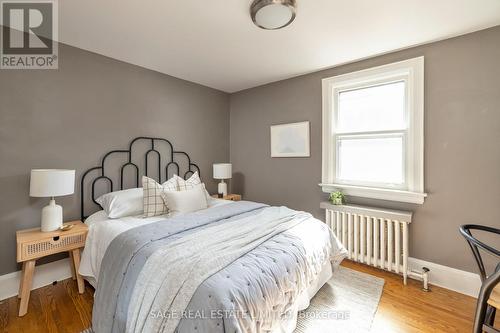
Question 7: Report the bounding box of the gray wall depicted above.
[1,26,499,277]
[230,26,500,273]
[0,42,229,275]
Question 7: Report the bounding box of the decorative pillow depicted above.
[175,171,202,191]
[161,184,208,214]
[142,176,178,217]
[176,172,211,199]
[96,188,143,219]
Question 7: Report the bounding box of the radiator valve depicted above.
[422,267,430,292]
[408,267,431,292]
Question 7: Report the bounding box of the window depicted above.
[321,57,426,204]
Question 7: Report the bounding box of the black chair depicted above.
[460,224,500,333]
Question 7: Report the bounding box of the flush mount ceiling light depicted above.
[251,0,297,30]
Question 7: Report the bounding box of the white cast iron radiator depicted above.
[321,202,429,287]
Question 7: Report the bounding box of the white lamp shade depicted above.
[29,169,75,197]
[213,163,232,180]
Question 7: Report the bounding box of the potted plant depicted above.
[329,191,345,205]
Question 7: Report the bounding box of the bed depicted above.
[78,137,347,333]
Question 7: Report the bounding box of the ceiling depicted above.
[59,0,500,93]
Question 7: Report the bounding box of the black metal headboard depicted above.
[80,136,200,220]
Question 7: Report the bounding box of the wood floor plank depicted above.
[63,279,93,329]
[0,260,490,333]
[0,299,8,330]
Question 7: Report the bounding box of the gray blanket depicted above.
[93,201,347,333]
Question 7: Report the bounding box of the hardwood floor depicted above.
[342,260,478,333]
[0,260,486,333]
[0,279,94,333]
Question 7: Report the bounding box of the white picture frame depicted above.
[270,121,310,157]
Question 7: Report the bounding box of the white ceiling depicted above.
[59,0,500,93]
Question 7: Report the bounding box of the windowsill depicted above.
[319,183,427,204]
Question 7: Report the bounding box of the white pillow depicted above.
[161,184,208,214]
[142,176,178,217]
[96,188,143,219]
[176,172,211,199]
[84,210,109,226]
[175,171,202,191]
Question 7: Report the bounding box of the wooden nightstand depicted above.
[16,220,88,316]
[211,194,242,201]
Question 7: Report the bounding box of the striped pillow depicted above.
[142,176,178,217]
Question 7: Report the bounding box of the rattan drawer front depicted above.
[19,233,86,261]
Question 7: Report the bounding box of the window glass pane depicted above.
[337,81,405,132]
[338,136,404,185]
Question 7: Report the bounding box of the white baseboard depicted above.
[408,257,481,297]
[0,258,73,301]
[0,256,482,302]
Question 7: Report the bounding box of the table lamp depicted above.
[29,169,75,232]
[213,163,232,197]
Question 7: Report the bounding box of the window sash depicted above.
[334,132,407,189]
[335,79,408,134]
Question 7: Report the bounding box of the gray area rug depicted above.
[81,266,384,333]
[295,266,385,333]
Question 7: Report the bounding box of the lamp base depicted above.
[41,199,63,232]
[218,181,228,197]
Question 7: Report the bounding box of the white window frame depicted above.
[320,57,427,204]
